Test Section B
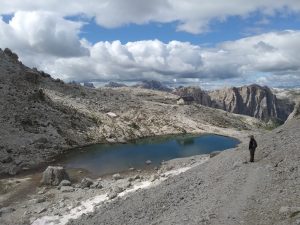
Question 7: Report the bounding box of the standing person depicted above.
[249,135,257,162]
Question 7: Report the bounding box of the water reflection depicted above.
[60,134,239,176]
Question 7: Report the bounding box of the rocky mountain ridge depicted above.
[133,80,172,92]
[209,84,295,122]
[143,82,295,123]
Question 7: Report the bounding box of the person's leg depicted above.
[250,149,255,162]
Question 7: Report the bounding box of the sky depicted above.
[1,0,300,89]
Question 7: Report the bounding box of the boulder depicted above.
[112,173,123,180]
[106,112,118,118]
[90,181,103,189]
[150,174,159,182]
[60,186,75,193]
[80,178,93,188]
[59,180,71,187]
[107,186,124,200]
[41,166,70,186]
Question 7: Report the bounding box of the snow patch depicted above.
[32,157,209,225]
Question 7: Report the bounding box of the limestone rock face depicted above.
[209,84,294,122]
[133,80,171,92]
[173,87,212,106]
[41,166,70,186]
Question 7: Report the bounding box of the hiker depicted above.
[249,135,257,162]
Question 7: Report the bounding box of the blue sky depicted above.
[78,12,300,46]
[1,0,300,88]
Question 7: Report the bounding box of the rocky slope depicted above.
[70,105,300,225]
[209,84,295,122]
[0,48,263,176]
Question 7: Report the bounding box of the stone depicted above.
[145,160,152,165]
[112,173,123,180]
[134,175,141,180]
[106,112,118,118]
[150,174,159,182]
[61,186,75,193]
[107,186,124,200]
[59,180,71,187]
[41,166,70,186]
[90,181,103,189]
[107,191,118,200]
[127,177,134,182]
[80,178,93,188]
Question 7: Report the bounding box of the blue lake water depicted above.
[61,134,239,176]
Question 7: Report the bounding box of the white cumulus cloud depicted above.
[0,11,88,57]
[1,0,300,34]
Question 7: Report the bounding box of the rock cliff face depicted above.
[173,87,212,106]
[209,84,294,122]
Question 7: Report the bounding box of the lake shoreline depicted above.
[0,131,252,225]
[0,153,212,225]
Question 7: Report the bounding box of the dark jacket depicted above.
[249,138,257,150]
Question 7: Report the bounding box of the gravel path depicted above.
[70,118,300,225]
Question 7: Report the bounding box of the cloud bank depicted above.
[1,0,300,34]
[0,1,300,88]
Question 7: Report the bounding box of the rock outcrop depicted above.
[133,80,171,92]
[83,82,95,88]
[286,101,300,122]
[41,166,70,186]
[173,86,212,106]
[209,84,294,122]
[105,82,127,88]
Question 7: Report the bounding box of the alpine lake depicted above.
[58,134,240,177]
